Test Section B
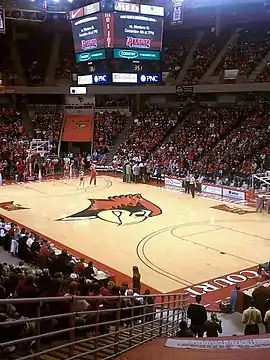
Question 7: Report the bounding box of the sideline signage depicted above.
[223,188,245,200]
[201,184,222,196]
[166,337,270,349]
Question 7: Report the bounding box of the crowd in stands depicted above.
[183,29,232,85]
[163,31,196,79]
[0,107,29,180]
[0,105,129,179]
[111,104,269,189]
[1,101,269,189]
[92,111,126,162]
[31,107,64,153]
[213,27,270,77]
[153,106,250,175]
[0,218,158,355]
[113,106,181,166]
[196,104,270,178]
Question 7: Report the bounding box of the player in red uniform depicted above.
[79,169,85,188]
[89,162,97,185]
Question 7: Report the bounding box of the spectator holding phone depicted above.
[204,313,223,337]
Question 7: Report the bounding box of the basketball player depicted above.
[69,161,75,178]
[89,162,97,185]
[79,169,85,188]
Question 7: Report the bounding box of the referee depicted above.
[189,174,196,198]
[184,174,190,193]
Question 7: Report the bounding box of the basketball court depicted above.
[0,176,269,309]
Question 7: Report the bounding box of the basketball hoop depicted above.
[26,139,50,177]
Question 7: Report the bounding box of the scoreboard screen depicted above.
[72,12,164,54]
[71,14,104,53]
[77,59,161,75]
[113,13,163,51]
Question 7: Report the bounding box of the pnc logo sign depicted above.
[140,74,160,83]
[93,74,108,83]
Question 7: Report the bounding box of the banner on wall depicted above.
[62,114,94,142]
[0,8,5,34]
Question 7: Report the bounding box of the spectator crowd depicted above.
[0,217,158,355]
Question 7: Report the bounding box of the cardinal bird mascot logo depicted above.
[0,201,29,212]
[59,194,162,226]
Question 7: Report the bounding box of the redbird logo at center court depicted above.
[126,37,151,48]
[81,39,97,50]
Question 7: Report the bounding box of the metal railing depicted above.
[0,292,189,360]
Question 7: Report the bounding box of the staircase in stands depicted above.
[0,293,189,360]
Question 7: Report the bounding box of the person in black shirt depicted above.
[187,294,207,337]
[204,313,222,337]
[176,320,194,338]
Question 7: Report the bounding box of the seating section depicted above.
[196,106,270,176]
[0,218,159,357]
[55,32,76,82]
[153,106,249,175]
[183,28,232,84]
[163,30,196,79]
[92,111,127,162]
[0,107,29,179]
[214,26,270,77]
[30,106,64,153]
[113,107,181,164]
[256,62,270,82]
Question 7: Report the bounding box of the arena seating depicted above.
[163,30,196,79]
[183,28,233,84]
[153,106,249,176]
[55,32,76,82]
[256,62,270,82]
[92,111,127,163]
[0,107,29,179]
[31,106,64,154]
[113,107,182,165]
[196,106,270,177]
[0,217,184,358]
[214,26,270,77]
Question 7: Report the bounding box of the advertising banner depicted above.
[69,2,100,20]
[78,74,109,85]
[114,1,140,13]
[113,49,160,60]
[62,114,94,142]
[165,176,183,189]
[0,8,5,34]
[171,0,184,25]
[201,184,222,196]
[223,188,245,200]
[112,73,137,83]
[76,49,106,62]
[112,73,161,84]
[137,74,161,83]
[166,337,270,349]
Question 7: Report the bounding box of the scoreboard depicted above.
[69,1,164,85]
[71,12,163,53]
